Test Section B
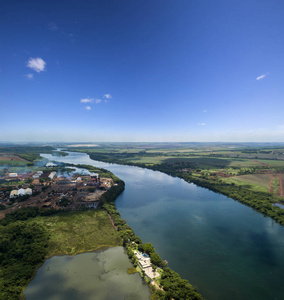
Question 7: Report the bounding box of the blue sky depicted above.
[1,0,284,142]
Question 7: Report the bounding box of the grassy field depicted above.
[32,210,123,256]
[222,174,272,192]
[228,159,264,168]
[255,159,284,167]
[0,159,28,167]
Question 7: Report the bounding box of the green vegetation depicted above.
[0,208,49,300]
[223,174,271,192]
[52,150,69,157]
[34,210,122,256]
[0,146,54,163]
[0,221,48,300]
[127,267,138,274]
[0,206,122,300]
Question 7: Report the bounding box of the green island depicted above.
[0,145,204,300]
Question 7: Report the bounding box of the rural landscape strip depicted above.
[80,149,284,227]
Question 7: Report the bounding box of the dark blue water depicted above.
[41,151,284,300]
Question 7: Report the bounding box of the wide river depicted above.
[40,151,284,300]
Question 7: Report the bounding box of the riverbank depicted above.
[101,180,204,300]
[86,152,284,227]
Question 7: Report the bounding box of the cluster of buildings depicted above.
[0,164,113,214]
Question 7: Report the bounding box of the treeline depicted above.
[0,207,53,300]
[183,175,284,226]
[99,179,125,206]
[101,185,204,300]
[92,155,284,227]
[0,207,58,226]
[148,164,284,226]
[0,146,54,162]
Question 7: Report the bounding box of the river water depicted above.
[39,151,284,300]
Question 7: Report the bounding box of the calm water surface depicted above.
[40,151,284,300]
[24,247,150,300]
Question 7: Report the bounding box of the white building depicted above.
[18,188,26,196]
[10,190,18,198]
[48,171,57,180]
[25,188,32,195]
[9,173,18,177]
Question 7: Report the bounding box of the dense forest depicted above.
[0,208,50,300]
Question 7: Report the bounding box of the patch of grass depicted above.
[0,160,28,167]
[228,159,263,168]
[30,210,122,256]
[222,174,271,192]
[127,267,138,274]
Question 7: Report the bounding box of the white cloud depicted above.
[85,106,92,110]
[202,110,208,113]
[103,94,112,99]
[25,73,34,80]
[198,123,206,126]
[80,98,94,103]
[27,58,46,73]
[256,73,268,80]
[95,99,102,104]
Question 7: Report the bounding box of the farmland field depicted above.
[254,160,284,167]
[228,159,266,168]
[223,174,272,192]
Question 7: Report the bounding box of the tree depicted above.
[142,242,155,255]
[150,252,163,267]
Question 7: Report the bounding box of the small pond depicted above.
[24,247,150,300]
